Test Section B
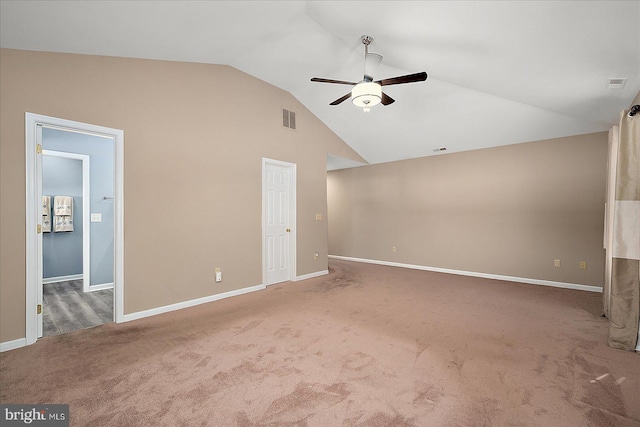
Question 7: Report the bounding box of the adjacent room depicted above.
[0,1,638,426]
[41,127,115,336]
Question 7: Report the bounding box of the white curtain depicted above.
[604,104,640,351]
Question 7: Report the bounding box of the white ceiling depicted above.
[2,1,639,169]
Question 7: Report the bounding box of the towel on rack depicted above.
[54,195,73,216]
[42,195,52,233]
[53,195,74,232]
[53,215,74,232]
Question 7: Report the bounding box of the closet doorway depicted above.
[41,129,115,336]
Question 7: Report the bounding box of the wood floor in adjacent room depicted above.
[1,260,638,426]
[43,280,113,336]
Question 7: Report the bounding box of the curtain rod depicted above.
[629,104,639,117]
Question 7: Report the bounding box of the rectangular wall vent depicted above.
[282,109,296,130]
[608,78,627,89]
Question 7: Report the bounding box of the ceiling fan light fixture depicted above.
[311,35,427,109]
[352,82,382,111]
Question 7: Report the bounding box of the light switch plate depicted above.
[90,213,102,222]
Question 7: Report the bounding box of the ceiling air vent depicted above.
[282,109,296,130]
[607,78,626,89]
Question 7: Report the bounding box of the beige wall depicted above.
[0,48,362,343]
[328,133,608,287]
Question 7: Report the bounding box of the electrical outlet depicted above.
[554,259,561,268]
[314,252,319,260]
[215,267,222,282]
[392,246,397,253]
[579,261,587,270]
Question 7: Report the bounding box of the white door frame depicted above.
[42,150,91,294]
[25,113,124,345]
[262,158,296,286]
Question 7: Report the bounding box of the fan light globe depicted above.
[352,82,382,111]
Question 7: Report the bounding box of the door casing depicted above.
[42,150,91,297]
[25,113,124,345]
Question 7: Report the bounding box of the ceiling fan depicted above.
[311,35,427,112]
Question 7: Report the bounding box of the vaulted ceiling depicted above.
[2,1,638,169]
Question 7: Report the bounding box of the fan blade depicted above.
[363,53,383,82]
[381,92,395,106]
[330,92,352,105]
[376,72,427,86]
[311,77,357,85]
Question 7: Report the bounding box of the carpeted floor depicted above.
[1,260,638,426]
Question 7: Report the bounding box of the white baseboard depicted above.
[87,282,114,291]
[0,337,27,352]
[329,255,603,293]
[43,274,83,284]
[123,283,266,323]
[295,270,329,281]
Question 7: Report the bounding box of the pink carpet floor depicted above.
[1,259,639,426]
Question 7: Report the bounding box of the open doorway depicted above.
[25,113,124,345]
[41,128,115,336]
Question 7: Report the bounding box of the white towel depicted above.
[42,196,52,233]
[54,195,73,216]
[53,215,74,232]
[53,196,74,232]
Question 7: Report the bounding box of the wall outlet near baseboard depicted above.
[314,252,319,260]
[392,246,397,253]
[579,261,587,270]
[215,268,222,282]
[554,259,561,267]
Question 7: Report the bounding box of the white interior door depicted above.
[36,125,44,338]
[263,159,296,285]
